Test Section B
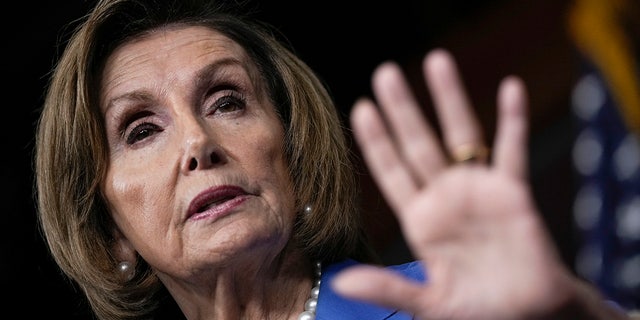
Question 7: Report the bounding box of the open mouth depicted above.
[187,185,249,220]
[196,194,237,213]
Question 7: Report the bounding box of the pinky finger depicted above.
[492,76,528,179]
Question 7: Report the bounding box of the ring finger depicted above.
[423,49,487,164]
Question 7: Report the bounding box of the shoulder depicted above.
[316,259,426,320]
[323,259,426,281]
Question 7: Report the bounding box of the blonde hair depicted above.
[35,0,375,318]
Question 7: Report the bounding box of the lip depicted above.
[186,185,250,221]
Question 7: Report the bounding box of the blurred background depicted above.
[2,0,638,317]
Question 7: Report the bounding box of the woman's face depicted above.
[99,25,295,278]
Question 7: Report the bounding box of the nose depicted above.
[180,119,226,172]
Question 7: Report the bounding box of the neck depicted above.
[163,255,317,320]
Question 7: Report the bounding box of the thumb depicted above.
[331,264,425,314]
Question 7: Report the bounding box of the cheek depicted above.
[251,131,296,212]
[103,173,143,217]
[246,124,290,181]
[102,158,175,236]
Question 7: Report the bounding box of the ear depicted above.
[111,226,137,263]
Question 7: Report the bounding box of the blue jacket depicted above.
[316,259,426,320]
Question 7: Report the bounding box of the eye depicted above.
[125,121,161,145]
[208,91,246,115]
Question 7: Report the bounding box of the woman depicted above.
[35,0,635,319]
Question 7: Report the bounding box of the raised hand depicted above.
[333,48,581,319]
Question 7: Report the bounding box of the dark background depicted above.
[3,0,580,318]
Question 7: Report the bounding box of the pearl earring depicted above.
[117,261,135,281]
[304,204,312,215]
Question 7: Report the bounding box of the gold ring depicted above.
[450,143,489,164]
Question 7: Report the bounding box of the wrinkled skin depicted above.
[100,26,306,319]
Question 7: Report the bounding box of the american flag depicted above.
[568,0,640,310]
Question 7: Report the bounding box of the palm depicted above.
[334,49,574,319]
[404,168,567,319]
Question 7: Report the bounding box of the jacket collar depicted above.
[315,259,423,320]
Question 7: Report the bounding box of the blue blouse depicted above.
[315,259,426,320]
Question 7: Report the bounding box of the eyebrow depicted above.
[194,57,244,88]
[104,91,156,114]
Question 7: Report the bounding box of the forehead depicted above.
[100,25,255,104]
[105,24,248,73]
